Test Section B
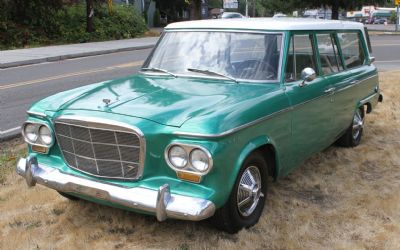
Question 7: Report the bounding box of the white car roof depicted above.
[165,18,364,31]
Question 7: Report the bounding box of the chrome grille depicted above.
[54,118,144,180]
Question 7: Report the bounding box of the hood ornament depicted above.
[102,98,111,106]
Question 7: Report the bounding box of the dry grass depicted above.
[0,138,26,184]
[0,71,399,250]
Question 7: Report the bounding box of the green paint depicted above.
[24,27,380,212]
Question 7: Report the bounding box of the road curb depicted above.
[0,44,155,69]
[0,133,21,143]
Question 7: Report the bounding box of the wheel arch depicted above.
[233,135,279,182]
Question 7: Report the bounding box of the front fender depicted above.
[219,135,278,206]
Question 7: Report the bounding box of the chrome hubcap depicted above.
[237,166,263,217]
[352,108,364,140]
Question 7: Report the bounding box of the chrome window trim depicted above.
[143,30,285,84]
[53,115,146,181]
[22,121,55,149]
[164,143,213,178]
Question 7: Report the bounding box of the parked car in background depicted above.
[273,13,288,18]
[220,12,245,19]
[17,18,382,234]
[373,18,387,24]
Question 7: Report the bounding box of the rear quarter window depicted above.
[337,32,366,69]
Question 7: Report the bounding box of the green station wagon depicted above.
[17,18,383,233]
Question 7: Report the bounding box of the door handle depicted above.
[324,87,336,94]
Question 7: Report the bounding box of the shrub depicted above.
[0,2,147,49]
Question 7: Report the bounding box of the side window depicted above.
[316,33,343,75]
[285,34,317,82]
[337,32,366,69]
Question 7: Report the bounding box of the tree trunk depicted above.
[331,0,339,20]
[190,0,201,20]
[86,0,94,33]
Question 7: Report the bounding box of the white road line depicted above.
[376,60,400,63]
[0,126,21,135]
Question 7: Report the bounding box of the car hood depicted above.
[33,75,279,127]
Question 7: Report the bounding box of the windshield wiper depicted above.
[187,68,238,83]
[141,67,177,78]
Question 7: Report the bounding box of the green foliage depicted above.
[0,2,147,50]
[57,4,147,43]
[208,0,223,9]
[390,10,396,24]
[153,8,161,27]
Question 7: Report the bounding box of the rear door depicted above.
[331,31,378,136]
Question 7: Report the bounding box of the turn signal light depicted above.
[177,171,201,183]
[32,145,48,154]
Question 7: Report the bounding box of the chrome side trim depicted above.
[27,111,46,118]
[174,74,379,139]
[360,92,378,105]
[16,157,216,221]
[174,107,292,138]
[54,115,146,181]
[335,74,377,93]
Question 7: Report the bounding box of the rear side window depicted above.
[285,34,317,82]
[337,32,365,69]
[316,33,343,75]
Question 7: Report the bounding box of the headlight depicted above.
[190,149,210,172]
[39,125,52,145]
[168,145,188,168]
[23,123,38,143]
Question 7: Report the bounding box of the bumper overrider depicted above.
[16,156,216,221]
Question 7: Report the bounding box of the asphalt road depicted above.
[0,35,399,140]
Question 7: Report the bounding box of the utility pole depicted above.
[245,0,248,17]
[252,0,255,17]
[396,4,399,32]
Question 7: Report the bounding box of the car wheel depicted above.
[58,191,80,201]
[210,151,268,234]
[337,106,365,147]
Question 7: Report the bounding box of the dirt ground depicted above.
[0,71,399,250]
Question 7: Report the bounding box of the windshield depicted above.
[143,31,283,82]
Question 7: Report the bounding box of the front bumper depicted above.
[16,156,215,221]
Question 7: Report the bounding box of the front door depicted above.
[284,33,333,171]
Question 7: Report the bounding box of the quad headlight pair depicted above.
[22,122,54,147]
[166,144,213,174]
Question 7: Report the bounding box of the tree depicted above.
[261,0,387,19]
[86,0,94,32]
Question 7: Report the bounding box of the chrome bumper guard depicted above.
[16,156,215,221]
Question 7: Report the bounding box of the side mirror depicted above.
[369,56,375,65]
[299,67,316,87]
